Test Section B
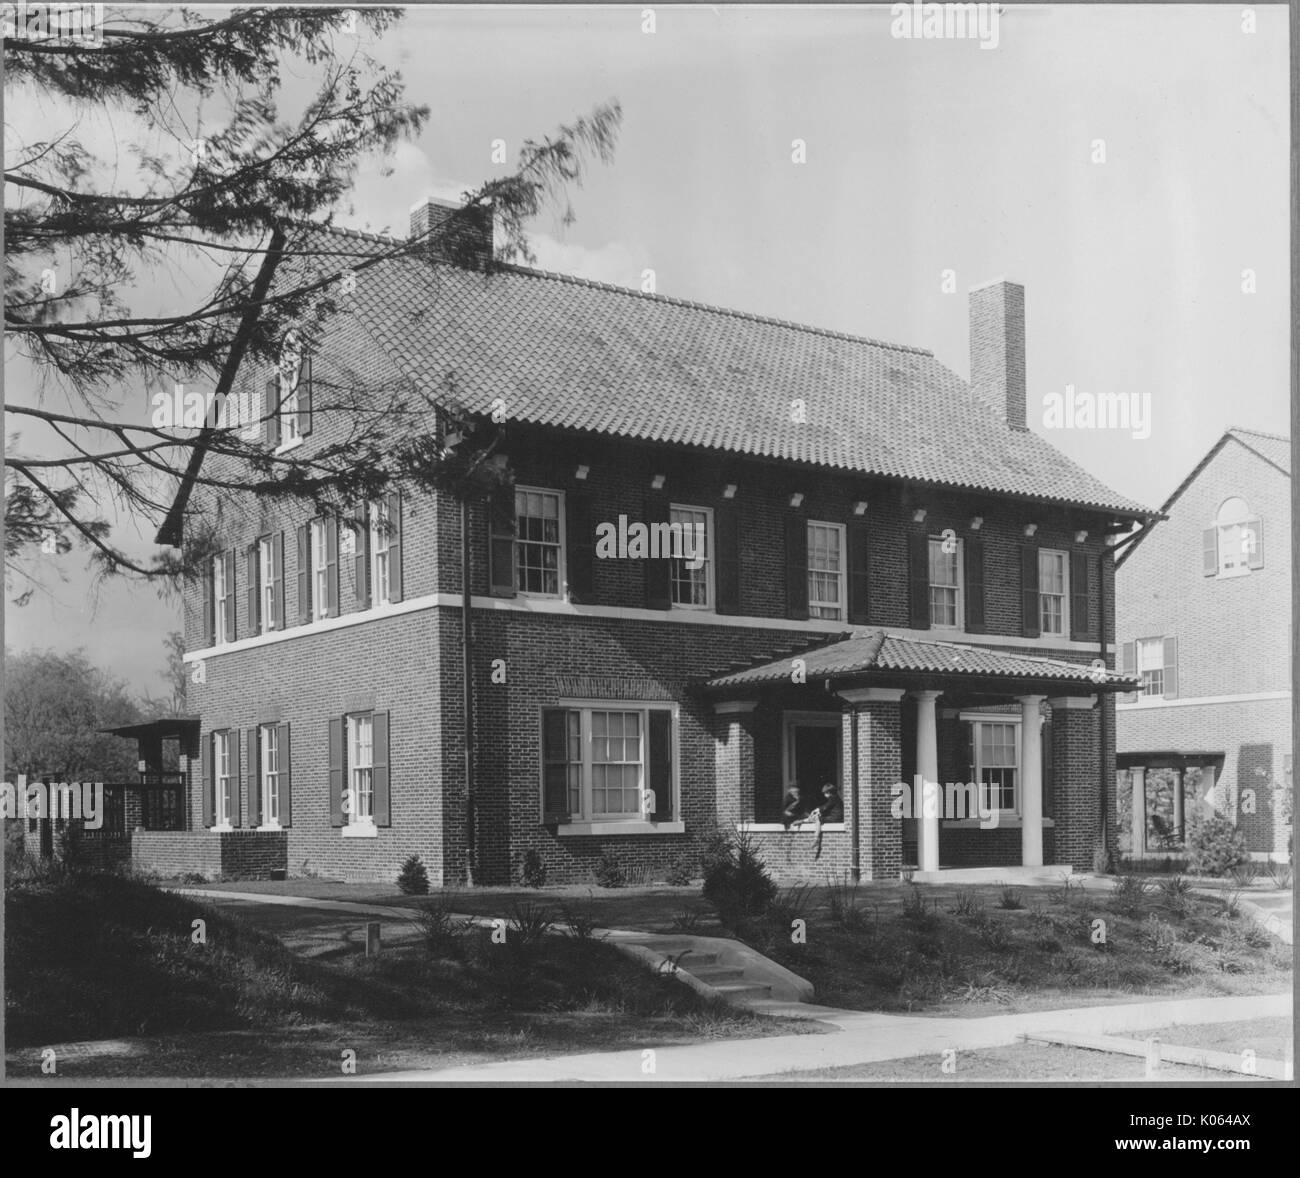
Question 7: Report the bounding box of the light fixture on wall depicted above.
[723,484,737,499]
[1023,523,1038,537]
[575,464,590,481]
[1075,530,1088,544]
[913,508,927,523]
[970,516,984,531]
[853,500,868,515]
[789,492,804,508]
[650,473,665,490]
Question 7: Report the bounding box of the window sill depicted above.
[737,822,846,834]
[257,823,282,833]
[274,436,304,457]
[211,823,233,833]
[555,820,685,836]
[341,822,378,839]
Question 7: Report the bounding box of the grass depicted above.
[4,861,812,1077]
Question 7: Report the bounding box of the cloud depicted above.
[525,233,653,289]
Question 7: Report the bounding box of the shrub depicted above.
[825,871,863,927]
[1229,861,1258,887]
[1144,915,1197,973]
[996,886,1023,911]
[1111,873,1153,915]
[396,854,429,896]
[593,851,626,889]
[665,854,695,887]
[517,848,547,889]
[1263,860,1294,889]
[1187,814,1248,878]
[508,902,554,948]
[1159,874,1193,916]
[414,899,462,957]
[701,830,776,929]
[670,909,702,934]
[950,889,983,918]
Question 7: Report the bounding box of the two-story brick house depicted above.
[1116,427,1292,863]
[141,200,1155,885]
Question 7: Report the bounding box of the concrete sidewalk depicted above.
[355,992,1291,1083]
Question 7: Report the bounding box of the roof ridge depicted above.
[495,261,934,358]
[300,220,403,248]
[882,631,1090,671]
[1228,425,1290,444]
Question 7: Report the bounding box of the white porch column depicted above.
[1131,766,1146,852]
[1018,694,1046,867]
[914,690,942,873]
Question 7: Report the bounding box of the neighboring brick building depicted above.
[1115,428,1293,863]
[141,201,1156,885]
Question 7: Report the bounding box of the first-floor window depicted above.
[215,730,231,826]
[348,713,374,823]
[261,724,280,825]
[591,710,642,816]
[972,721,1018,813]
[1137,637,1164,696]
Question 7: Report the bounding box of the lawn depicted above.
[4,862,813,1078]
[1135,1016,1292,1061]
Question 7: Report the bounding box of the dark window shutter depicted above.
[848,519,870,625]
[1121,640,1137,703]
[297,523,311,625]
[202,558,215,646]
[386,492,403,603]
[372,711,391,827]
[1247,517,1264,570]
[325,518,339,617]
[714,502,741,615]
[271,531,285,630]
[566,488,595,603]
[229,730,242,827]
[1069,550,1091,641]
[328,718,344,827]
[354,514,370,609]
[223,551,237,640]
[278,723,292,828]
[1041,718,1054,819]
[908,534,930,630]
[645,495,672,610]
[963,538,985,633]
[784,514,809,621]
[246,545,260,634]
[489,489,517,597]
[1162,636,1178,699]
[247,727,261,828]
[299,357,313,438]
[1020,544,1041,638]
[1202,527,1218,576]
[202,735,215,828]
[648,710,673,821]
[542,708,571,821]
[265,376,280,447]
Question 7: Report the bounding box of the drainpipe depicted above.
[850,702,861,882]
[461,496,476,887]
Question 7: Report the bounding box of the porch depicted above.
[706,629,1136,881]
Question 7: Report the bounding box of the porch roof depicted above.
[703,630,1138,694]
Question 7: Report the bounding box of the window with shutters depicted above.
[928,537,962,628]
[260,724,280,826]
[540,703,676,826]
[213,554,230,643]
[669,504,712,609]
[807,521,845,621]
[1214,497,1259,577]
[258,536,275,632]
[1038,549,1068,636]
[514,487,564,597]
[1137,637,1164,696]
[311,519,330,620]
[347,713,375,824]
[971,720,1019,815]
[214,730,232,828]
[280,384,301,447]
[369,500,390,606]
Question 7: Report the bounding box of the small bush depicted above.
[1229,861,1259,887]
[1188,814,1249,878]
[1028,906,1061,952]
[665,853,695,887]
[517,848,547,889]
[178,872,208,886]
[996,886,1024,911]
[1144,915,1197,973]
[561,902,601,943]
[950,889,984,918]
[396,854,430,896]
[593,851,626,889]
[414,899,462,957]
[901,884,934,924]
[670,909,702,934]
[1111,873,1153,915]
[825,871,863,927]
[509,902,554,949]
[702,830,776,929]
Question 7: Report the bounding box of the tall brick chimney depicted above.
[969,279,1027,430]
[408,196,494,270]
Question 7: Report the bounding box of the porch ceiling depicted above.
[703,629,1138,696]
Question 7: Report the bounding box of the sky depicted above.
[3,2,1291,698]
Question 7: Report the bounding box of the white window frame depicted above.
[369,500,391,607]
[1038,548,1069,637]
[213,554,229,644]
[311,518,330,621]
[970,719,1020,816]
[259,535,275,633]
[214,730,232,829]
[280,384,301,447]
[1215,497,1255,578]
[346,713,375,827]
[669,503,714,611]
[806,520,846,622]
[260,724,280,828]
[541,701,679,827]
[1136,636,1165,697]
[781,711,844,820]
[514,485,565,599]
[928,535,963,630]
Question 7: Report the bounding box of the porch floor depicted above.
[910,865,1074,885]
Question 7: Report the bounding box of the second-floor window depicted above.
[1137,637,1164,696]
[280,385,301,446]
[807,521,845,621]
[369,500,391,606]
[515,488,563,596]
[1209,496,1262,578]
[1039,549,1068,636]
[311,519,330,620]
[213,554,230,643]
[670,504,712,609]
[928,537,961,628]
[259,537,276,632]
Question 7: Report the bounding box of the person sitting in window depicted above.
[781,786,807,830]
[816,781,844,824]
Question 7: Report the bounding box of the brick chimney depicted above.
[408,196,494,270]
[969,279,1027,430]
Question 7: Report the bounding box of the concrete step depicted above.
[686,964,746,984]
[712,981,774,1004]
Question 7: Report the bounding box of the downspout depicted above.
[850,702,861,883]
[461,496,476,887]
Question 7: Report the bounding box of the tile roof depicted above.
[295,226,1154,517]
[704,630,1137,691]
[1227,427,1291,477]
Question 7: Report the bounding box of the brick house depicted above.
[140,200,1156,885]
[1115,427,1293,863]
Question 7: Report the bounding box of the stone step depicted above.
[711,981,774,1004]
[686,964,746,984]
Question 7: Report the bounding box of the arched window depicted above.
[1208,497,1261,576]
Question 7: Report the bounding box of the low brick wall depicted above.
[132,830,287,880]
[740,827,853,881]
